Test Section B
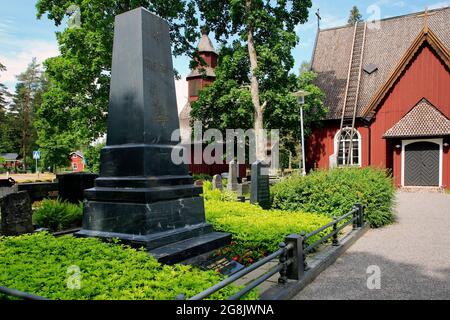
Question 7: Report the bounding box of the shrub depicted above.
[205,200,331,264]
[193,173,213,181]
[202,180,236,202]
[271,167,396,228]
[33,199,83,231]
[0,233,258,300]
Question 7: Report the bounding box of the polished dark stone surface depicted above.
[250,161,271,209]
[76,8,230,263]
[57,173,98,204]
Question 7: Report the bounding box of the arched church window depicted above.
[335,128,361,166]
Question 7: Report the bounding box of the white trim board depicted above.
[401,138,443,187]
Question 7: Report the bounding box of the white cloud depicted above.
[320,14,348,29]
[428,2,449,10]
[0,38,59,91]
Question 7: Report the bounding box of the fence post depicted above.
[300,231,309,271]
[332,216,339,246]
[356,203,364,228]
[284,234,305,281]
[352,206,358,230]
[278,242,288,284]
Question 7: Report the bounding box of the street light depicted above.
[292,90,311,176]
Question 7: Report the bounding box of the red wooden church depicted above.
[308,7,450,189]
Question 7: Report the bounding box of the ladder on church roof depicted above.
[338,21,367,166]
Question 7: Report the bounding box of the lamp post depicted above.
[292,90,311,176]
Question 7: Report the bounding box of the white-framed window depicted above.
[72,162,78,170]
[334,127,362,167]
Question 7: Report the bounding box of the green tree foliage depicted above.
[8,58,46,170]
[84,142,105,173]
[0,62,9,110]
[348,6,363,25]
[35,0,199,168]
[0,62,12,154]
[193,0,314,160]
[190,1,326,163]
[191,63,326,165]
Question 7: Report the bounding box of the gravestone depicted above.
[0,191,33,236]
[76,8,230,264]
[227,160,238,192]
[57,173,98,204]
[250,161,271,209]
[237,178,250,197]
[0,182,17,199]
[212,174,223,191]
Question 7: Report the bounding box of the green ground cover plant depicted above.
[0,233,258,300]
[271,167,396,228]
[204,200,331,265]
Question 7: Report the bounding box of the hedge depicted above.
[271,167,396,228]
[33,199,83,232]
[0,233,258,300]
[205,200,331,264]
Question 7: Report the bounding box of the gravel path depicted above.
[293,192,450,300]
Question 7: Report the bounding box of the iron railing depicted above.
[0,286,49,300]
[181,203,365,300]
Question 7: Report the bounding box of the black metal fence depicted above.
[180,203,365,300]
[0,286,49,300]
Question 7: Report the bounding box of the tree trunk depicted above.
[246,0,266,162]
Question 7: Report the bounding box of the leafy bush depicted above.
[205,200,331,264]
[271,167,396,228]
[193,173,213,181]
[0,233,258,300]
[202,180,236,202]
[33,199,83,231]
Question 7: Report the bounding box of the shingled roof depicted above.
[311,7,450,120]
[384,99,450,138]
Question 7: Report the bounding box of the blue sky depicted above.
[0,0,449,108]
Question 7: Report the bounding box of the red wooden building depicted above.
[179,30,247,177]
[70,151,85,173]
[308,8,450,189]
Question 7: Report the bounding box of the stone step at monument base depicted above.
[95,175,194,188]
[149,232,232,265]
[76,222,214,250]
[84,185,202,203]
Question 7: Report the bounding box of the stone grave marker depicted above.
[0,191,33,236]
[212,174,223,191]
[227,160,238,192]
[250,161,271,209]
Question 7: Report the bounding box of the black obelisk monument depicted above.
[76,7,230,264]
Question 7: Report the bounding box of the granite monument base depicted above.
[76,197,230,264]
